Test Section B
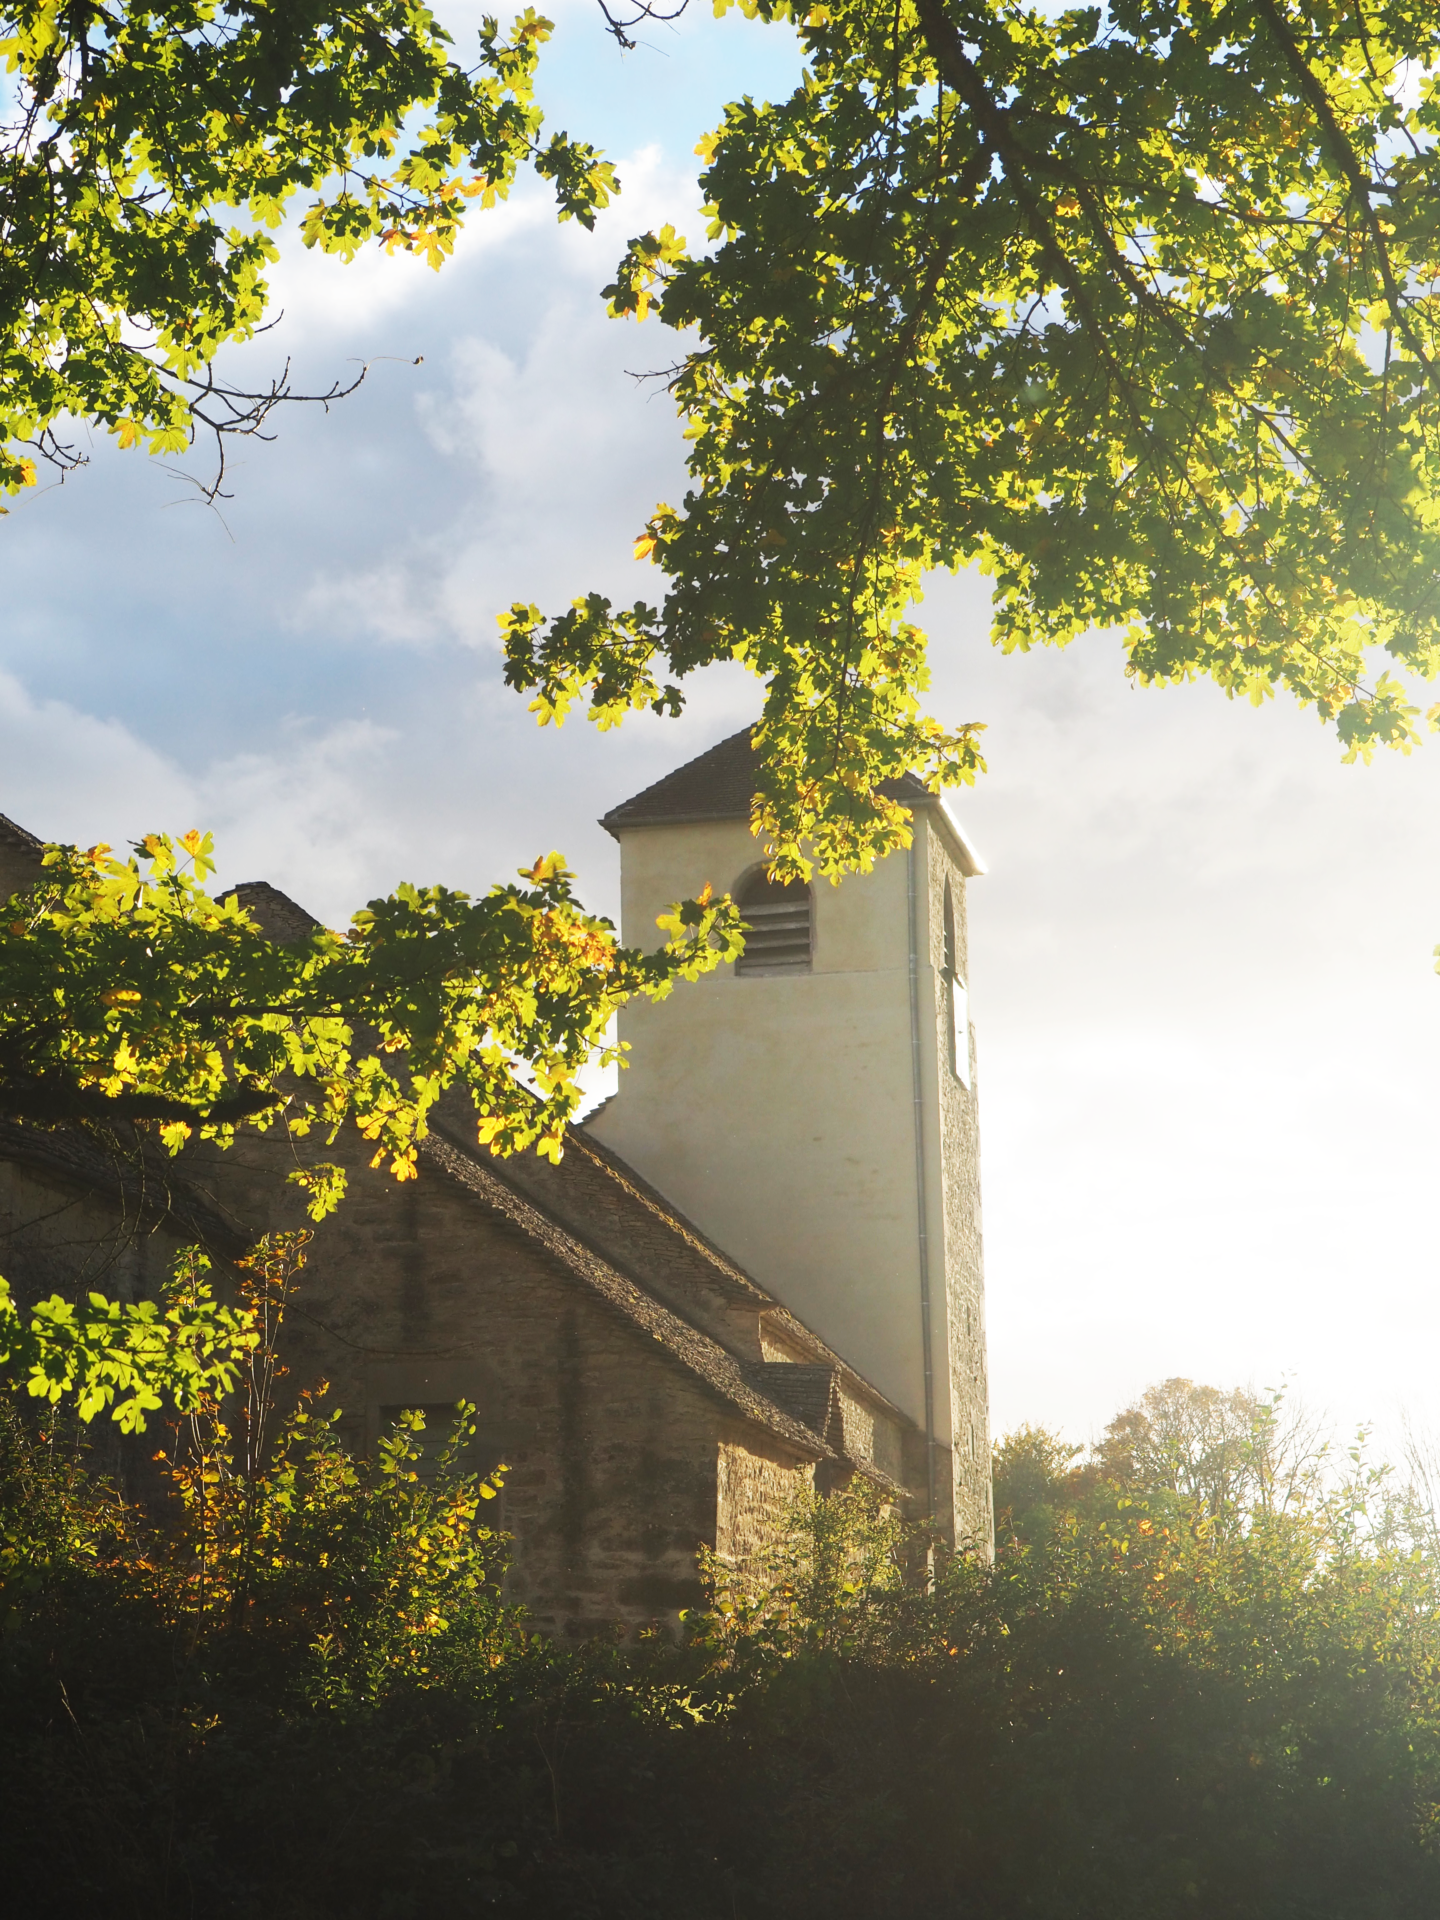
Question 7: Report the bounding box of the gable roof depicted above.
[470,1102,911,1427]
[0,811,45,903]
[0,1119,250,1259]
[419,1131,838,1465]
[598,726,986,875]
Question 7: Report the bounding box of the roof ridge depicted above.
[567,1126,912,1416]
[0,812,43,854]
[565,1122,774,1303]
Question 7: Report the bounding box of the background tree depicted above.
[991,1421,1081,1543]
[506,0,1440,875]
[1091,1375,1330,1532]
[994,1378,1332,1543]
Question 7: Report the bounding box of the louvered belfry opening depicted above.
[736,868,812,975]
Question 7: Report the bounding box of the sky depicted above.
[5,1,1440,1457]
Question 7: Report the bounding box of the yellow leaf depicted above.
[633,534,657,561]
[100,989,142,1006]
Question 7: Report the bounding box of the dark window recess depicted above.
[736,871,812,974]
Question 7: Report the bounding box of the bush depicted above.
[4,1317,1440,1918]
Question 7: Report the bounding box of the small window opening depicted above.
[942,882,970,1087]
[736,868,812,975]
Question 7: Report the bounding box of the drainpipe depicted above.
[907,835,938,1518]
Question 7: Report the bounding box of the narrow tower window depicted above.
[736,868,812,975]
[942,882,970,1087]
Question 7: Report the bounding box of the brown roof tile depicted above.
[598,724,938,840]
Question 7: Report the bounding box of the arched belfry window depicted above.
[735,867,812,975]
[942,882,970,1087]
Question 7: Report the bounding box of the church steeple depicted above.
[588,729,992,1546]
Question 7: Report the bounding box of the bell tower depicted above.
[587,730,992,1545]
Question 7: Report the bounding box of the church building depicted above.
[0,728,991,1634]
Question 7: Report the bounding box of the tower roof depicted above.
[599,727,766,834]
[599,726,985,873]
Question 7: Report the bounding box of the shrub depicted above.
[5,1327,1440,1918]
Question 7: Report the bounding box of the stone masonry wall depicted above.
[925,819,994,1552]
[1,1120,827,1634]
[715,1432,815,1572]
[184,1129,770,1634]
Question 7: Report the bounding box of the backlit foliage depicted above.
[0,0,616,496]
[0,827,742,1200]
[507,0,1440,875]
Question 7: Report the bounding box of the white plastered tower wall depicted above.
[586,734,992,1547]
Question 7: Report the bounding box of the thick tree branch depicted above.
[0,1077,284,1127]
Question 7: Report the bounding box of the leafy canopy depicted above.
[506,0,1440,876]
[0,0,616,497]
[0,828,742,1208]
[0,1248,256,1431]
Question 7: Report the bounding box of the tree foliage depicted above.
[0,0,616,498]
[0,828,739,1424]
[0,1246,256,1432]
[507,0,1440,875]
[0,826,741,1198]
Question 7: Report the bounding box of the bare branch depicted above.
[595,0,691,51]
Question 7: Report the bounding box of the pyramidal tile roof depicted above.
[599,726,929,837]
[599,727,762,834]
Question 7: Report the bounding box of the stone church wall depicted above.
[182,1131,760,1636]
[923,814,994,1550]
[1,1120,823,1636]
[714,1433,816,1572]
